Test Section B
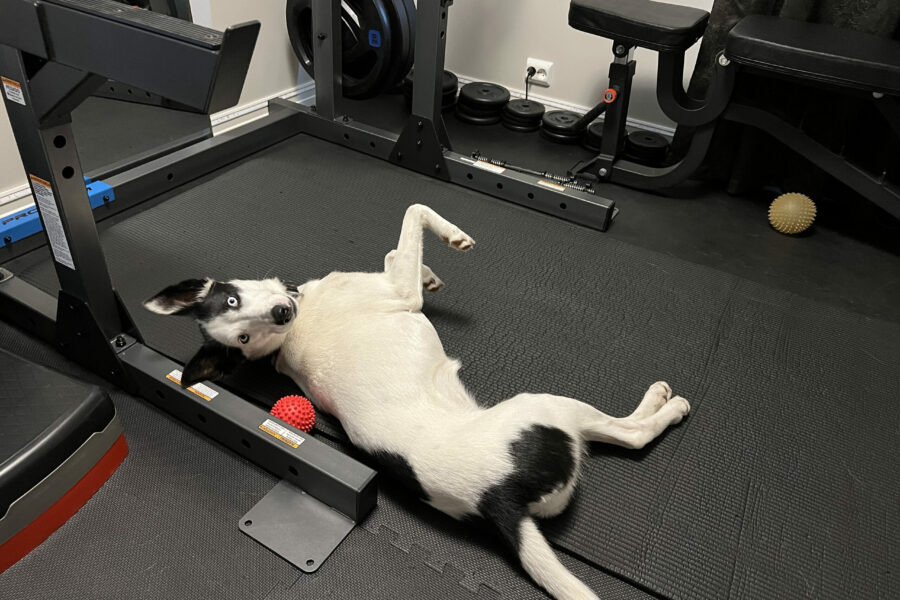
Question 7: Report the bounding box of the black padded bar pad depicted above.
[8,136,900,599]
[726,16,900,95]
[30,0,259,112]
[0,349,114,519]
[569,0,709,52]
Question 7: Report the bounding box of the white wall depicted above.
[192,0,307,109]
[444,0,713,129]
[0,103,25,203]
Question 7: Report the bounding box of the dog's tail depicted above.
[507,516,600,600]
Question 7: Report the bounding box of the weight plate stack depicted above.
[402,69,459,111]
[582,121,603,153]
[501,99,545,133]
[540,110,584,144]
[623,130,670,166]
[456,82,510,126]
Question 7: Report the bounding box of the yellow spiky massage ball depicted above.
[768,193,817,235]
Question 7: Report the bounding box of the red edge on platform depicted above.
[0,433,128,573]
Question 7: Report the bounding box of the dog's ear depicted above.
[144,278,213,315]
[181,341,244,387]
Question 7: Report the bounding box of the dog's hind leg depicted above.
[387,204,474,306]
[581,396,690,449]
[384,250,444,292]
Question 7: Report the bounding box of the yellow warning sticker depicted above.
[165,369,219,401]
[259,419,305,449]
[537,179,566,192]
[2,76,25,105]
[473,160,505,175]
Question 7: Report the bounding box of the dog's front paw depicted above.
[444,230,475,251]
[668,396,691,422]
[424,274,444,292]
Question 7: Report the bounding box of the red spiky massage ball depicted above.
[270,395,316,433]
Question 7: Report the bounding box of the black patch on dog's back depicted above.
[369,449,430,502]
[477,425,576,550]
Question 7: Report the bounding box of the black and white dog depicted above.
[144,204,690,600]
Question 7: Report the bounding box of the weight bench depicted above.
[568,0,900,218]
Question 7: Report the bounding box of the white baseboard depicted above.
[455,75,675,137]
[0,184,32,212]
[210,81,315,135]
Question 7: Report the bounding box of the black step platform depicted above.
[0,349,126,572]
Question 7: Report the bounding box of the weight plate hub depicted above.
[458,82,510,110]
[504,99,545,120]
[542,110,584,134]
[624,130,670,165]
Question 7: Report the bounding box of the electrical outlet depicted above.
[526,58,553,87]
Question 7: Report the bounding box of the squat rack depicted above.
[284,0,618,231]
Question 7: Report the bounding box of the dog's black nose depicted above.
[272,304,293,325]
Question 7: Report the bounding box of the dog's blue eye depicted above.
[239,334,249,344]
[227,296,239,308]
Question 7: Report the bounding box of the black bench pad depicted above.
[569,0,709,52]
[726,16,900,95]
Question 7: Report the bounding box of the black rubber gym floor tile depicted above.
[0,320,645,600]
[6,134,899,599]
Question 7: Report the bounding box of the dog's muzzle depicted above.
[271,303,294,326]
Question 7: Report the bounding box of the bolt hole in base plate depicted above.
[239,480,356,572]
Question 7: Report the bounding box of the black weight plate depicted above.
[455,103,504,119]
[504,99,545,120]
[455,110,502,126]
[287,0,395,99]
[393,0,416,86]
[501,113,542,127]
[540,126,582,144]
[582,121,603,153]
[402,69,459,94]
[458,82,510,109]
[542,110,584,134]
[502,121,541,133]
[382,0,415,92]
[624,130,670,165]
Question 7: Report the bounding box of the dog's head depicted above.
[144,278,298,386]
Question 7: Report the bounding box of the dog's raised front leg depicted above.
[387,204,474,307]
[384,250,444,292]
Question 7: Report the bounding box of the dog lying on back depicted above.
[144,204,690,600]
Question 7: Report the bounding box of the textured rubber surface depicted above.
[0,349,93,465]
[0,320,645,599]
[6,135,900,599]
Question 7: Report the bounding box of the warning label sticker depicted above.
[473,160,505,174]
[29,175,75,270]
[259,419,305,449]
[2,77,25,105]
[165,369,219,401]
[538,179,566,192]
